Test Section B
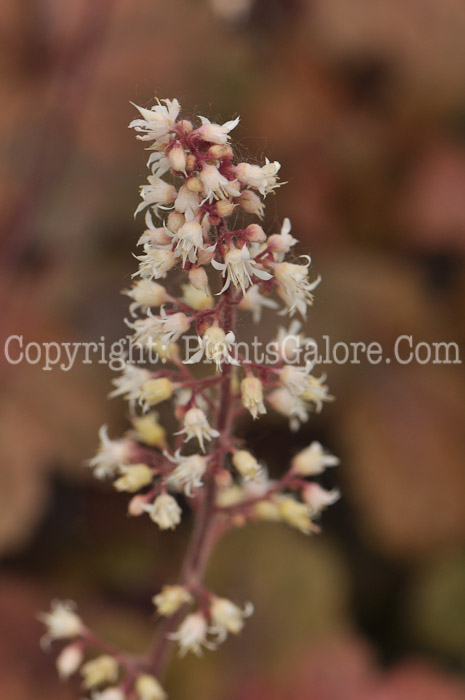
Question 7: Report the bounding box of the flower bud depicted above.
[188,266,209,293]
[140,378,173,407]
[56,644,83,679]
[291,441,339,476]
[214,199,236,218]
[254,500,281,521]
[152,585,193,616]
[186,176,203,193]
[167,211,185,233]
[81,654,119,689]
[135,674,167,700]
[197,248,215,265]
[179,119,193,134]
[241,377,266,419]
[145,494,182,530]
[113,464,153,492]
[279,498,315,535]
[245,224,266,243]
[168,145,187,173]
[128,494,148,516]
[131,413,166,447]
[238,189,264,218]
[182,283,214,311]
[302,484,340,515]
[185,154,196,172]
[232,450,261,481]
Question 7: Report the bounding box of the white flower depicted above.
[135,674,167,700]
[134,247,176,281]
[195,115,240,144]
[174,184,201,221]
[273,257,321,318]
[267,387,310,432]
[38,600,85,647]
[199,164,240,202]
[210,597,253,641]
[176,407,220,452]
[147,151,171,178]
[123,280,167,315]
[279,363,332,412]
[168,221,214,265]
[143,493,182,530]
[130,98,180,143]
[240,377,266,419]
[128,308,191,347]
[153,585,194,616]
[165,450,207,496]
[279,497,316,535]
[88,426,133,479]
[232,450,262,480]
[239,189,265,218]
[135,176,177,217]
[302,483,341,515]
[81,654,119,689]
[239,285,278,323]
[233,158,281,196]
[169,613,212,656]
[291,441,339,476]
[185,326,238,371]
[56,644,83,679]
[168,144,187,174]
[110,363,152,407]
[182,282,214,311]
[268,218,298,261]
[211,245,272,295]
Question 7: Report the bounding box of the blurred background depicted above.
[1,0,465,698]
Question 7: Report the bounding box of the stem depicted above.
[147,286,236,678]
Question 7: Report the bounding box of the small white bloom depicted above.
[147,151,171,178]
[176,407,220,452]
[135,674,167,700]
[130,98,180,143]
[291,441,339,476]
[174,184,201,221]
[134,247,176,281]
[123,280,167,315]
[268,217,298,261]
[165,451,207,496]
[152,585,194,616]
[168,221,214,266]
[169,613,212,656]
[38,600,85,647]
[210,597,253,641]
[233,158,281,196]
[81,654,119,689]
[279,363,332,412]
[279,497,316,535]
[128,308,191,347]
[110,363,152,408]
[144,493,182,530]
[239,285,278,323]
[168,144,187,173]
[273,257,321,318]
[182,282,214,311]
[240,377,266,419]
[135,176,177,217]
[267,387,310,432]
[302,483,341,515]
[195,115,240,144]
[239,189,265,218]
[88,426,133,479]
[211,245,272,295]
[199,164,240,203]
[185,326,238,371]
[56,643,83,679]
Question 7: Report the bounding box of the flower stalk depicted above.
[39,97,339,699]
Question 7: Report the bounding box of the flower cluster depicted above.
[40,97,339,700]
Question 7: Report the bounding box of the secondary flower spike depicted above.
[40,97,339,700]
